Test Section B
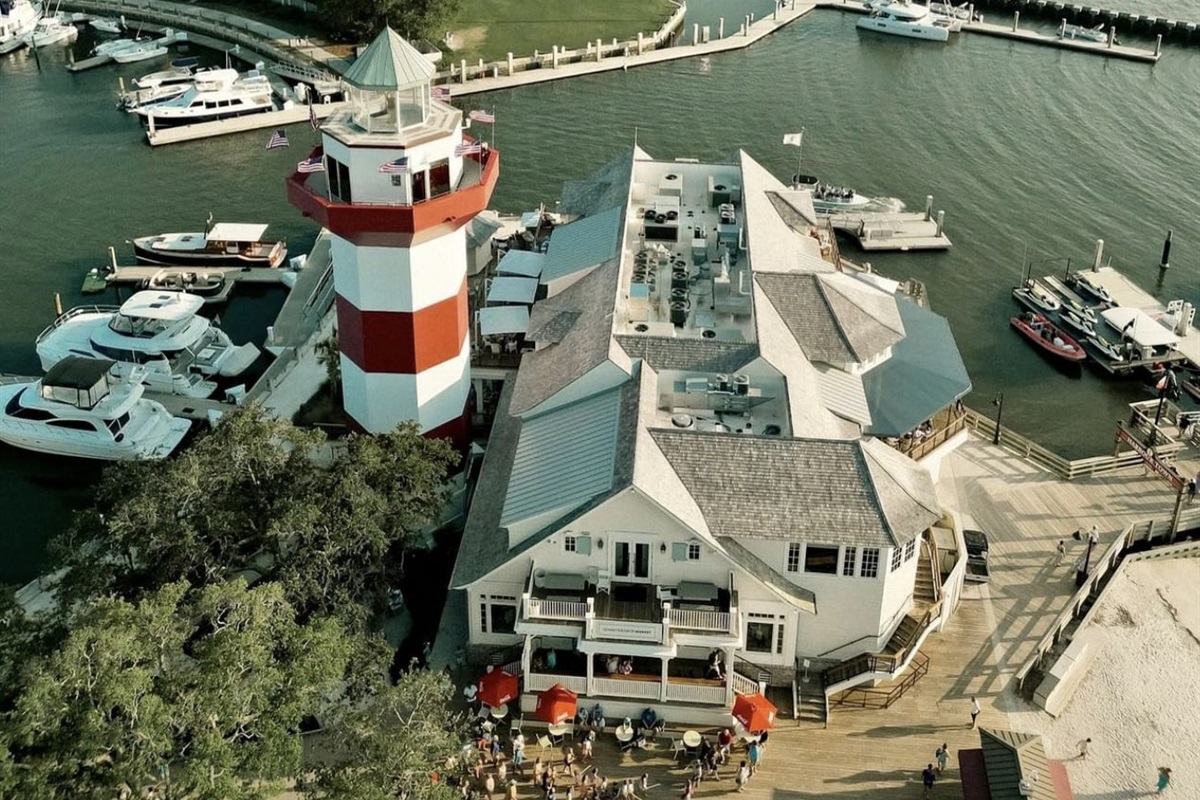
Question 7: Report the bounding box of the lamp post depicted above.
[1146,367,1178,447]
[991,392,1005,446]
[1074,531,1096,588]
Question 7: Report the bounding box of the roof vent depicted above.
[671,414,695,429]
[763,424,782,436]
[701,328,716,339]
[634,323,649,333]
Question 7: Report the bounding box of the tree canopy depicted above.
[323,0,462,44]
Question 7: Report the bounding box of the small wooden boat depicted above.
[1012,279,1061,314]
[1011,312,1087,362]
[1058,308,1095,339]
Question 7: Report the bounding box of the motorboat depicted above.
[35,291,260,398]
[1041,275,1096,322]
[121,65,209,110]
[132,218,287,269]
[857,1,959,42]
[1057,308,1095,339]
[93,34,147,56]
[89,15,122,34]
[0,0,41,55]
[929,2,972,20]
[144,269,231,304]
[1059,22,1110,43]
[25,13,75,47]
[1011,312,1087,362]
[1067,271,1116,306]
[1086,330,1127,363]
[792,173,873,213]
[1012,279,1062,314]
[134,66,274,126]
[0,356,190,460]
[111,39,167,63]
[133,64,193,89]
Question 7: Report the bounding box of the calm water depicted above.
[1,13,1198,584]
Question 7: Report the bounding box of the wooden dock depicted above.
[145,100,347,146]
[829,211,952,251]
[104,264,289,285]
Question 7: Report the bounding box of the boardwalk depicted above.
[417,436,1183,800]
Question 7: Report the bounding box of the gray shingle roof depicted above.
[527,308,582,345]
[648,430,939,548]
[979,729,1057,800]
[560,149,637,216]
[755,273,904,364]
[541,206,623,284]
[501,389,622,526]
[343,27,435,90]
[615,336,759,373]
[509,262,624,417]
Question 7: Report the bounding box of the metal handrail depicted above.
[35,305,121,343]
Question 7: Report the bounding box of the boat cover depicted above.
[43,356,116,389]
[862,297,972,436]
[207,223,269,242]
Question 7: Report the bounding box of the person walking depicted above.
[922,763,937,798]
[1088,525,1099,546]
[970,696,981,728]
[1055,540,1066,565]
[1077,737,1092,759]
[935,744,949,774]
[735,761,749,793]
[747,740,761,776]
[1157,766,1173,793]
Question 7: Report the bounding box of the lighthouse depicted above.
[287,28,499,447]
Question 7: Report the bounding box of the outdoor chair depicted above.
[537,734,552,755]
[669,737,686,760]
[510,715,524,737]
[564,721,576,741]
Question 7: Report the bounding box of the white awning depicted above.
[487,277,538,305]
[497,250,545,278]
[206,223,269,242]
[478,305,530,336]
[1100,307,1179,347]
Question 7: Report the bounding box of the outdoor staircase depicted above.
[914,541,939,605]
[883,611,925,656]
[794,674,828,728]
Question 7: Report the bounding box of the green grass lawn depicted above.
[446,0,676,62]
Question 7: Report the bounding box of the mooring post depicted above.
[1160,230,1173,269]
[719,18,725,38]
[693,23,699,43]
[924,195,934,221]
[1013,10,1020,31]
[551,45,558,68]
[1108,27,1115,47]
[936,210,945,236]
[1155,34,1162,56]
[1093,239,1105,271]
[596,39,603,61]
[507,52,514,75]
[637,32,644,54]
[460,59,467,82]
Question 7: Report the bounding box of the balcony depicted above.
[519,567,740,642]
[522,641,729,705]
[285,148,500,246]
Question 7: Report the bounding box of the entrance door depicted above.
[614,541,651,581]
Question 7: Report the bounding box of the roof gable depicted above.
[979,729,1057,800]
[343,27,435,90]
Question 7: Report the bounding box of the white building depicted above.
[449,148,972,725]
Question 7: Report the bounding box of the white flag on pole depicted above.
[783,132,804,147]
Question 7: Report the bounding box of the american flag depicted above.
[297,156,325,173]
[308,101,319,131]
[468,109,495,123]
[455,142,483,156]
[266,129,289,149]
[378,157,409,174]
[432,85,450,101]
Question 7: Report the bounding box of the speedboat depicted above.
[1059,23,1110,43]
[122,65,207,110]
[144,269,230,304]
[0,356,190,460]
[857,0,959,42]
[0,0,41,55]
[134,66,274,126]
[94,34,147,57]
[133,64,193,89]
[89,15,122,34]
[111,39,166,63]
[35,291,260,397]
[132,218,287,269]
[1087,330,1127,363]
[1012,279,1062,314]
[1011,312,1086,362]
[792,174,873,213]
[25,13,75,47]
[1058,308,1096,339]
[1067,271,1116,306]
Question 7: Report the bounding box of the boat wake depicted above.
[865,196,906,213]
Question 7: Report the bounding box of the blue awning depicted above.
[863,298,971,437]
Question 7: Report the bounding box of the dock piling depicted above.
[1013,10,1020,31]
[1093,239,1105,271]
[924,195,934,221]
[936,210,946,236]
[1160,230,1173,269]
[54,293,62,316]
[719,18,725,38]
[693,23,699,43]
[1155,34,1163,56]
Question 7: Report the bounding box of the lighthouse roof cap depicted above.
[343,26,435,91]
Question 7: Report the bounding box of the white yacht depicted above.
[35,291,260,398]
[792,174,873,213]
[0,357,191,461]
[0,0,41,54]
[858,1,959,42]
[134,67,274,126]
[25,12,75,47]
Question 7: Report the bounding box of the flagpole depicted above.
[797,126,805,178]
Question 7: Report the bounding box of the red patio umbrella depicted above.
[732,692,777,733]
[477,669,519,708]
[534,683,578,724]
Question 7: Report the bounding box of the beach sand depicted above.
[1008,558,1200,799]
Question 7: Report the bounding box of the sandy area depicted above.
[1008,558,1200,798]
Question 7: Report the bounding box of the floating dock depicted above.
[103,264,289,286]
[828,209,952,251]
[145,100,347,146]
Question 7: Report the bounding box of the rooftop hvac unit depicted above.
[684,377,709,393]
[733,374,750,395]
[715,374,731,393]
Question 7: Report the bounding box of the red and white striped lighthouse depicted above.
[287,28,499,446]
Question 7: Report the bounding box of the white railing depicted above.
[592,677,662,700]
[667,607,731,633]
[525,597,588,621]
[731,671,759,696]
[665,681,726,705]
[526,673,588,694]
